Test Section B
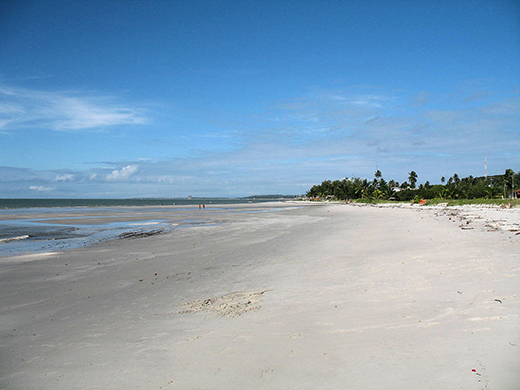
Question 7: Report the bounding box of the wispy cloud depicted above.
[53,174,74,182]
[410,91,432,105]
[29,185,54,192]
[0,85,147,132]
[480,96,520,115]
[464,90,490,102]
[1,83,518,198]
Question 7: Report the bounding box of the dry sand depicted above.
[0,202,519,389]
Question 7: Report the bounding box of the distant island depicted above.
[240,195,301,200]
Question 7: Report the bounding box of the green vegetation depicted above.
[423,198,520,207]
[306,169,520,204]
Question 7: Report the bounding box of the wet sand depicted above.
[1,202,519,389]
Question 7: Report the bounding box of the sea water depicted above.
[0,199,289,257]
[0,214,174,258]
[0,198,277,209]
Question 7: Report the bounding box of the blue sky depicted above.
[0,0,519,198]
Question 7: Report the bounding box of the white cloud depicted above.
[0,85,147,132]
[351,95,392,108]
[51,96,146,130]
[157,176,174,184]
[106,165,139,181]
[53,174,74,181]
[352,99,382,108]
[29,185,54,192]
[1,84,518,198]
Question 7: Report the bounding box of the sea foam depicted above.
[0,235,30,244]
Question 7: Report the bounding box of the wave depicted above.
[0,235,30,244]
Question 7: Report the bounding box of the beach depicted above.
[0,202,519,389]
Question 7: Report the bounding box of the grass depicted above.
[311,197,520,207]
[349,198,520,207]
[424,198,520,207]
[351,198,401,204]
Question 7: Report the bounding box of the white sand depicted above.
[0,202,519,389]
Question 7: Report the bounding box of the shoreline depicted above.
[1,202,518,389]
[0,198,294,210]
[0,202,300,258]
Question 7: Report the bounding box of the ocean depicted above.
[0,198,290,258]
[0,198,277,209]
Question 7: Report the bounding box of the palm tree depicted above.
[384,186,395,199]
[408,171,418,189]
[453,173,460,185]
[504,169,515,198]
[441,176,445,184]
[373,189,384,199]
[505,169,514,189]
[373,170,382,190]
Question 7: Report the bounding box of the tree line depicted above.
[306,169,519,202]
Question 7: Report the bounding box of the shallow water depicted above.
[0,217,177,258]
[0,203,298,258]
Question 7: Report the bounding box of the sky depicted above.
[0,0,519,198]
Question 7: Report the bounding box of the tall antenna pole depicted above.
[484,152,487,181]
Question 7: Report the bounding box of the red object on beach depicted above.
[472,369,476,372]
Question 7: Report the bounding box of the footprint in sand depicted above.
[261,368,274,378]
[178,291,268,318]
